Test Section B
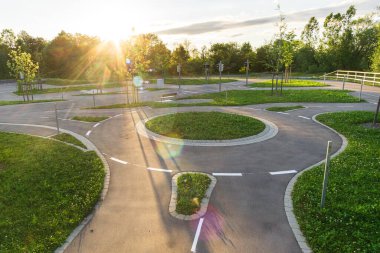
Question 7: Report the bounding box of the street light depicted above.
[218,61,224,92]
[177,63,182,91]
[245,59,249,86]
[125,58,132,104]
[204,62,210,83]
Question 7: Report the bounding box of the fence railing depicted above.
[322,70,380,86]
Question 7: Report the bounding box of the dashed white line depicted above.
[298,116,311,120]
[277,112,289,115]
[85,130,92,136]
[191,218,204,252]
[212,173,243,176]
[110,157,128,164]
[113,114,123,118]
[337,106,354,108]
[269,170,297,175]
[93,123,100,128]
[147,167,173,173]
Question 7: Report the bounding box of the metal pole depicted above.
[219,69,222,92]
[280,72,284,96]
[55,103,60,135]
[359,78,364,101]
[323,73,326,85]
[342,75,346,90]
[61,88,64,100]
[92,90,96,107]
[245,60,249,86]
[321,141,332,208]
[373,96,380,128]
[271,73,275,96]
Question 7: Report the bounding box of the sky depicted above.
[0,0,378,49]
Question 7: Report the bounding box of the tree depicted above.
[301,17,320,48]
[7,47,39,100]
[371,24,380,71]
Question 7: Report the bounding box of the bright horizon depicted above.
[0,0,378,49]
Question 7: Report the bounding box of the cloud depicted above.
[156,0,378,35]
[230,33,244,38]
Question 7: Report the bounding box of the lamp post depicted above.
[218,61,224,92]
[177,63,182,91]
[245,59,249,86]
[204,62,210,83]
[125,58,132,104]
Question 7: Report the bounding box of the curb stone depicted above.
[169,172,217,220]
[283,113,348,253]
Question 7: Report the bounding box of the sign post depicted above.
[321,141,332,208]
[177,64,182,91]
[373,96,380,128]
[204,62,209,84]
[245,59,249,86]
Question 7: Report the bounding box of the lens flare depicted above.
[154,141,184,159]
[133,76,143,88]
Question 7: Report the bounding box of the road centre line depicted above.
[298,115,311,120]
[85,130,92,136]
[277,112,289,115]
[110,157,128,164]
[93,123,100,128]
[212,173,243,176]
[147,167,173,173]
[269,170,297,175]
[191,218,205,253]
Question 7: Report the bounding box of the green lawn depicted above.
[43,78,93,86]
[145,112,265,140]
[71,116,109,122]
[266,105,305,112]
[51,133,87,149]
[249,79,327,87]
[87,90,361,110]
[0,99,64,106]
[176,173,211,215]
[0,132,105,252]
[165,78,237,85]
[293,111,380,253]
[14,83,124,95]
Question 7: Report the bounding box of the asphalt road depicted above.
[0,79,379,253]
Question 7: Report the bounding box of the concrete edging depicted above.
[283,113,348,253]
[0,123,110,253]
[169,172,217,221]
[136,112,278,147]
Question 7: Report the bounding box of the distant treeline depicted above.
[0,5,379,82]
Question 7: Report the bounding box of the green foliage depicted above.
[266,105,305,112]
[0,132,105,252]
[176,173,211,215]
[71,116,109,122]
[145,112,265,140]
[7,47,39,84]
[293,111,380,253]
[51,133,87,149]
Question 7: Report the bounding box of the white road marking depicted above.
[245,108,261,111]
[93,123,100,128]
[147,167,172,173]
[337,105,354,108]
[269,170,297,175]
[40,116,50,119]
[113,114,123,118]
[212,173,243,176]
[110,157,128,164]
[277,112,289,115]
[191,218,205,252]
[85,130,92,136]
[370,102,377,105]
[298,116,311,120]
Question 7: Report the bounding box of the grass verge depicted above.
[14,83,123,95]
[176,173,211,215]
[51,133,87,149]
[249,79,327,87]
[165,78,237,85]
[0,132,104,252]
[145,112,265,140]
[0,99,64,106]
[71,116,109,122]
[43,78,93,86]
[292,111,380,253]
[266,105,305,112]
[86,90,361,110]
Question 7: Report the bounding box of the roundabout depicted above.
[136,111,278,146]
